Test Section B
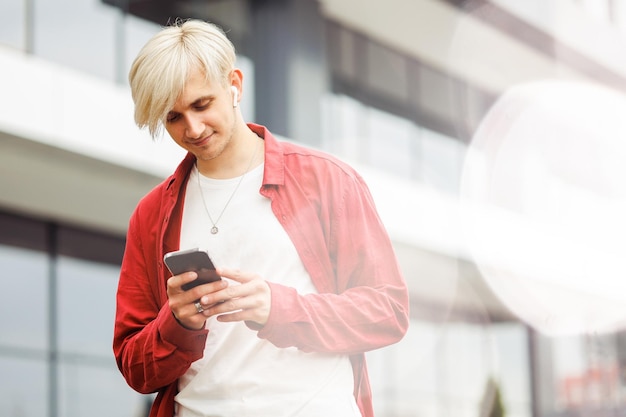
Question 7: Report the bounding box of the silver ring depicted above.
[194,301,204,314]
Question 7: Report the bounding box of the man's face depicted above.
[164,69,237,168]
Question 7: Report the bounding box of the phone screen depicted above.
[163,248,221,290]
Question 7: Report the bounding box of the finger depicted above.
[205,283,271,325]
[216,267,257,284]
[167,271,197,293]
[192,301,206,315]
[173,279,228,307]
[168,295,207,331]
[168,278,225,317]
[216,310,247,323]
[191,278,228,299]
[199,275,243,305]
[199,282,236,306]
[215,304,267,325]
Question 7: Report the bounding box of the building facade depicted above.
[3,1,626,416]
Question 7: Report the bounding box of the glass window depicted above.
[33,0,118,81]
[420,127,465,194]
[492,323,533,416]
[0,0,25,50]
[368,320,441,416]
[549,333,624,413]
[56,249,146,416]
[58,362,147,417]
[57,256,120,357]
[0,211,145,417]
[0,245,48,350]
[438,323,494,415]
[329,24,358,81]
[418,65,459,122]
[368,320,532,417]
[366,41,409,103]
[365,107,416,178]
[122,14,162,87]
[321,92,467,194]
[0,356,48,417]
[326,20,491,149]
[320,93,366,161]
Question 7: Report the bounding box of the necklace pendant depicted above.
[210,226,219,234]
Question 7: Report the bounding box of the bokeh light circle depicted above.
[460,80,626,336]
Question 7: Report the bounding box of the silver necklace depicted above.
[196,140,260,234]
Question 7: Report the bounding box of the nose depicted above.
[184,114,204,139]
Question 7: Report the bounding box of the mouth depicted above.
[188,133,214,147]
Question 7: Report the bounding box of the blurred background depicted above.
[3,0,626,416]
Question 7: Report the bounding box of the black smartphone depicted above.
[163,248,221,291]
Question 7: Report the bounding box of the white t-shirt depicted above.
[175,164,361,417]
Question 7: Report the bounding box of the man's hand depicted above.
[200,267,272,327]
[167,271,228,330]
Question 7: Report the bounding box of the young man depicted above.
[113,19,409,417]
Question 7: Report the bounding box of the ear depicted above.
[231,86,239,108]
[229,68,243,108]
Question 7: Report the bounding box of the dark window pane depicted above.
[0,212,47,252]
[366,41,408,102]
[57,226,124,266]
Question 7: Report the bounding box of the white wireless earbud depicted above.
[231,86,239,108]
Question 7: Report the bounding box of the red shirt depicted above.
[113,124,409,417]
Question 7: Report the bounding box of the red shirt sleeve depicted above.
[257,159,409,354]
[113,204,207,394]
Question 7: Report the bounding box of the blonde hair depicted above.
[129,19,236,138]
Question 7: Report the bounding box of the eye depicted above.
[166,113,180,123]
[193,100,211,111]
